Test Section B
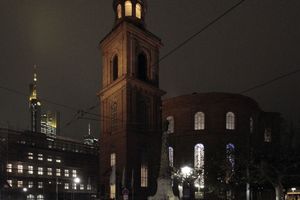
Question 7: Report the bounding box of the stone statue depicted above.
[148,120,179,200]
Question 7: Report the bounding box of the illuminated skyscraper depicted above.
[41,111,60,136]
[29,65,41,133]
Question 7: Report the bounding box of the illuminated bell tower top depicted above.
[113,0,147,28]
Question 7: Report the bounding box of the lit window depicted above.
[56,169,61,176]
[125,1,132,16]
[250,117,254,133]
[27,194,35,200]
[28,166,33,174]
[7,180,12,187]
[73,183,77,190]
[166,116,174,133]
[17,181,23,188]
[37,194,44,200]
[17,165,23,173]
[226,112,235,130]
[168,147,174,167]
[136,3,142,19]
[87,184,92,190]
[72,170,77,178]
[117,4,122,19]
[38,167,43,175]
[56,159,61,163]
[64,169,69,177]
[226,143,235,174]
[28,152,33,160]
[28,181,33,188]
[47,168,52,176]
[195,112,205,130]
[47,157,53,162]
[38,154,43,161]
[194,144,205,189]
[110,184,116,199]
[264,128,272,143]
[38,182,43,189]
[80,184,84,190]
[6,164,12,173]
[110,153,116,167]
[141,164,148,187]
[64,183,69,190]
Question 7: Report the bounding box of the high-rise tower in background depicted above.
[98,0,165,199]
[29,65,41,133]
[41,111,60,136]
[29,66,60,135]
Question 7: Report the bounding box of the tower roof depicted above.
[112,0,147,28]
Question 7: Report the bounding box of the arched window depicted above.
[166,116,174,133]
[112,55,118,81]
[226,143,235,172]
[168,147,174,167]
[226,112,235,130]
[250,117,254,133]
[136,3,142,19]
[194,144,205,188]
[137,53,148,81]
[195,112,205,130]
[125,1,132,16]
[117,4,122,19]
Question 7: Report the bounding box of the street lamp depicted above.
[23,188,28,192]
[74,177,80,184]
[181,166,192,178]
[73,177,81,200]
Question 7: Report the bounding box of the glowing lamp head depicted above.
[181,166,192,177]
[74,177,80,184]
[23,188,28,192]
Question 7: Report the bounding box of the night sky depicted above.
[0,0,299,140]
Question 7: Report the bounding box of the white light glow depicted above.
[181,166,192,177]
[74,177,80,184]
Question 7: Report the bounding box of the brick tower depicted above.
[98,0,165,199]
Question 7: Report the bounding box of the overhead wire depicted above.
[64,0,249,127]
[1,0,299,130]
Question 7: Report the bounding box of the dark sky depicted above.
[0,0,299,140]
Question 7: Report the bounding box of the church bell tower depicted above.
[98,0,165,199]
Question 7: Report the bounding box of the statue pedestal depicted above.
[148,178,179,200]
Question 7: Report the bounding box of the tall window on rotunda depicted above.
[125,1,132,16]
[195,112,205,130]
[136,3,142,19]
[141,164,148,187]
[137,53,148,81]
[194,144,205,188]
[226,112,235,130]
[166,116,174,133]
[168,147,174,167]
[112,55,118,81]
[226,143,235,173]
[117,4,122,19]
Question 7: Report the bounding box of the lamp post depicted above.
[56,178,59,200]
[23,187,28,199]
[73,177,81,200]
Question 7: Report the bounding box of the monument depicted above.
[148,121,179,200]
